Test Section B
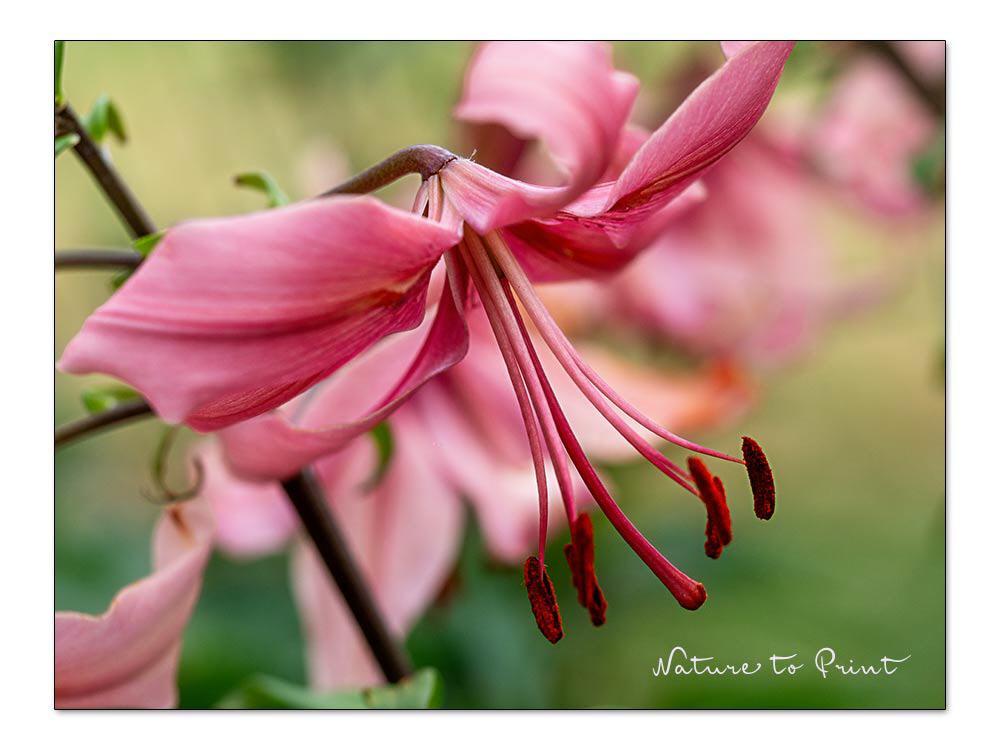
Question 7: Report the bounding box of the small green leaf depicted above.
[55,41,66,106]
[216,668,442,709]
[83,94,128,145]
[363,668,442,709]
[55,133,79,157]
[132,230,165,257]
[234,171,290,208]
[81,384,139,414]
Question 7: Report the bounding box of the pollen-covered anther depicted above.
[742,436,776,520]
[524,556,564,643]
[563,513,608,627]
[688,456,733,558]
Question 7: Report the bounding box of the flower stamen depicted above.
[524,556,564,644]
[742,436,776,520]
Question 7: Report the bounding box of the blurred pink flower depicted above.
[808,55,938,215]
[61,41,789,640]
[608,133,833,363]
[55,497,213,708]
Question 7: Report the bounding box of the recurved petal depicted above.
[499,180,708,283]
[445,42,638,233]
[218,262,470,481]
[291,413,464,690]
[607,41,795,211]
[55,497,213,708]
[59,196,461,430]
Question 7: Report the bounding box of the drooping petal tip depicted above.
[742,436,776,520]
[524,556,564,643]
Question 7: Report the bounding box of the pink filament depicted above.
[486,232,742,467]
[482,233,699,494]
[453,237,550,565]
[462,231,578,524]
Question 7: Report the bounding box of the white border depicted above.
[5,1,995,746]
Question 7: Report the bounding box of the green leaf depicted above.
[132,230,166,257]
[233,171,290,208]
[81,384,139,414]
[83,94,128,145]
[216,668,442,709]
[55,133,79,157]
[55,42,66,106]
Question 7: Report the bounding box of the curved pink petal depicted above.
[444,42,638,233]
[59,196,461,430]
[55,497,213,708]
[488,42,792,281]
[607,41,794,210]
[196,441,297,558]
[499,180,708,282]
[292,411,464,689]
[219,263,470,481]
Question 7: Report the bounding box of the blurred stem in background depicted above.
[858,41,945,118]
[53,60,413,683]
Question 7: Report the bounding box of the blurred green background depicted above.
[55,42,944,709]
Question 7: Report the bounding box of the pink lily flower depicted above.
[203,304,752,684]
[55,497,213,708]
[60,42,790,640]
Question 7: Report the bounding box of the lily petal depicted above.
[493,42,793,281]
[219,262,470,481]
[59,196,461,430]
[445,42,638,233]
[607,41,795,210]
[292,412,464,689]
[55,497,213,708]
[197,441,297,558]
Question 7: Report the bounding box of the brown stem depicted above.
[319,144,457,197]
[281,471,413,683]
[55,249,143,270]
[55,398,154,447]
[55,104,157,239]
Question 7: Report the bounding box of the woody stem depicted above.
[281,471,413,683]
[319,144,457,197]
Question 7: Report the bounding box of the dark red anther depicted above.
[742,436,775,520]
[688,457,733,557]
[563,512,607,627]
[524,556,564,643]
[712,475,732,544]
